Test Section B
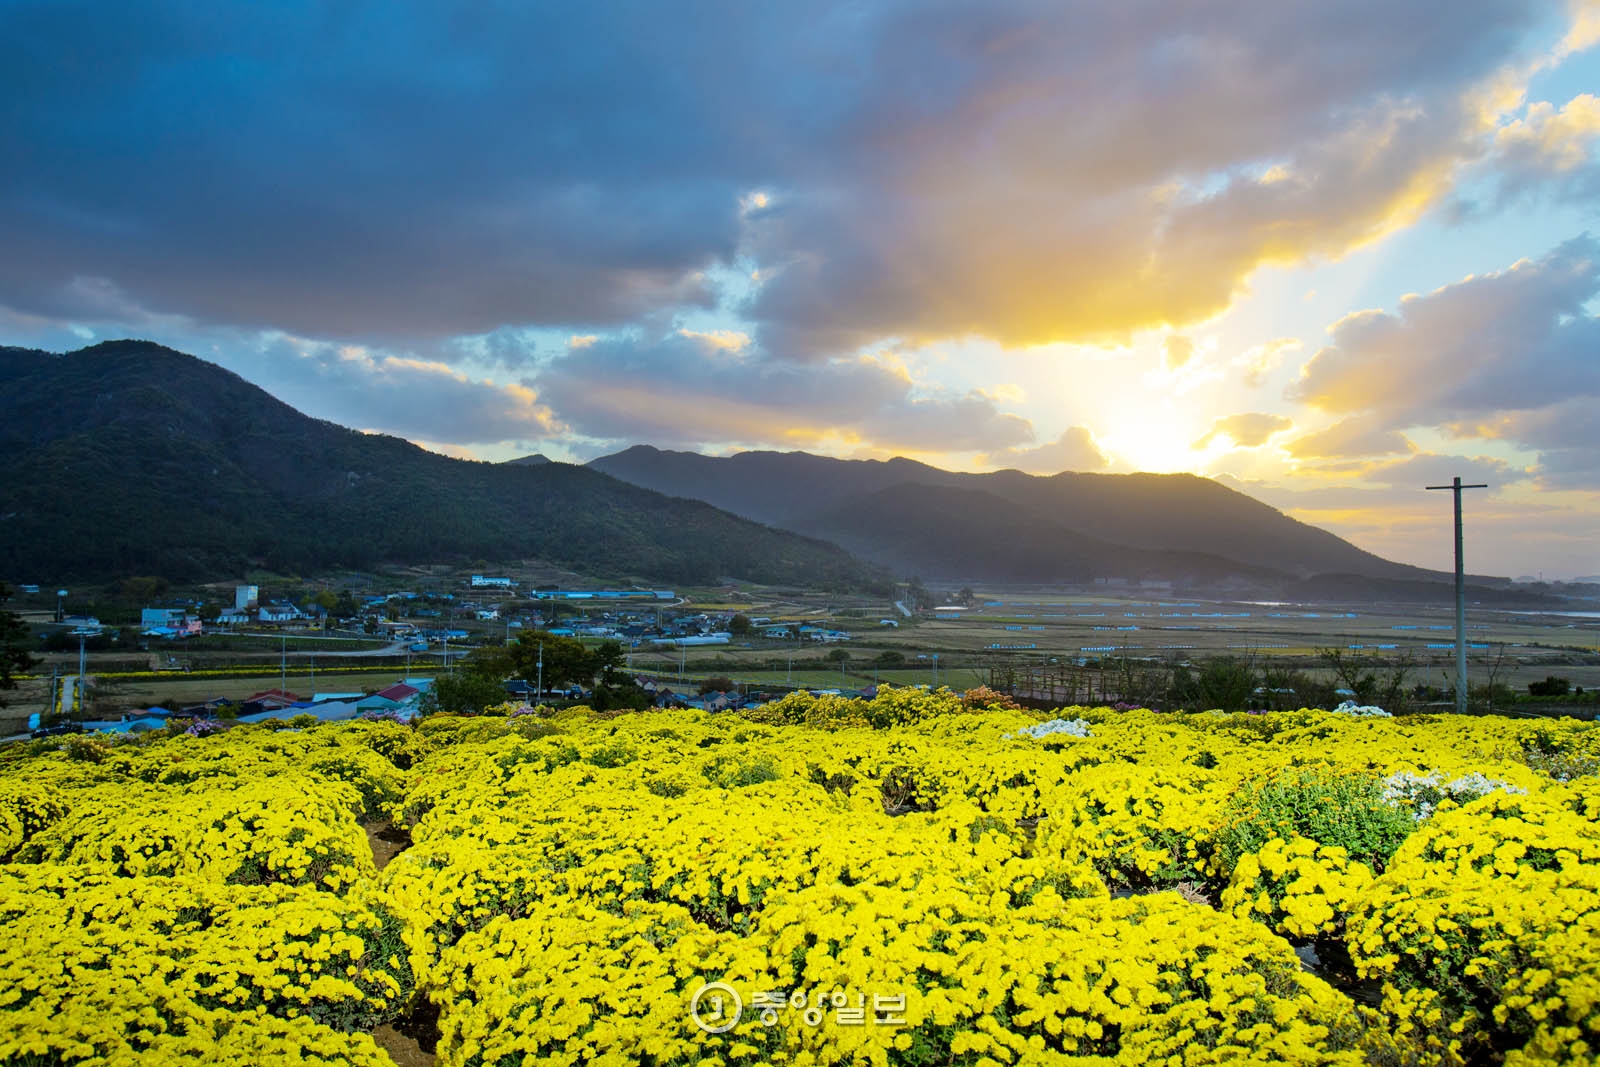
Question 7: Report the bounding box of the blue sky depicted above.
[3,0,1598,577]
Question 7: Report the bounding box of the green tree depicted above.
[116,576,169,604]
[333,591,361,619]
[420,669,509,715]
[728,613,753,637]
[591,639,626,685]
[508,631,593,690]
[0,582,38,707]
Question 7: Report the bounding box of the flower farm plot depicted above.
[2,689,1599,1066]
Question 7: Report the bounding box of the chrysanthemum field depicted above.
[3,688,1598,1066]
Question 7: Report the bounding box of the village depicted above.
[11,574,891,740]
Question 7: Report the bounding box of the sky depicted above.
[2,1,1598,579]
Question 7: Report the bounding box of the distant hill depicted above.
[589,446,1494,600]
[501,454,550,466]
[787,482,1284,586]
[0,342,886,590]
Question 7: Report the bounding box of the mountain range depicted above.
[587,446,1471,595]
[0,341,880,590]
[0,339,1536,603]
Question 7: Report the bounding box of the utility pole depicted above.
[1426,476,1488,715]
[77,631,87,717]
[280,633,287,695]
[537,641,543,703]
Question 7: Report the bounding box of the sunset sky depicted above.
[3,1,1598,578]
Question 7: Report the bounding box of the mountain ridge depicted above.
[0,341,885,590]
[586,444,1500,598]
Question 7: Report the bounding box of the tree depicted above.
[591,639,626,685]
[419,670,508,715]
[333,591,361,619]
[507,630,593,690]
[116,576,169,603]
[0,582,38,708]
[728,613,753,637]
[906,577,935,612]
[875,650,906,667]
[698,676,737,695]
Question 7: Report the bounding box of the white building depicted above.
[235,585,260,610]
[470,575,514,588]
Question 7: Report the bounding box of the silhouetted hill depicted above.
[590,446,1467,595]
[789,482,1284,585]
[0,342,886,590]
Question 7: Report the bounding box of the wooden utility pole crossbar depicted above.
[1426,476,1488,715]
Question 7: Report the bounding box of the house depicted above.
[470,575,514,588]
[238,700,361,725]
[355,694,401,716]
[81,715,168,735]
[475,609,499,621]
[216,608,251,627]
[240,689,301,715]
[257,602,305,624]
[141,608,201,637]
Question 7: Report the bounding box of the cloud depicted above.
[1481,93,1600,204]
[1463,399,1600,489]
[980,427,1110,473]
[1290,236,1600,425]
[224,338,565,446]
[1236,337,1303,387]
[1286,415,1415,459]
[1192,412,1293,449]
[527,330,1035,453]
[1163,335,1195,371]
[0,0,1578,355]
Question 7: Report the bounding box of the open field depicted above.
[7,588,1597,729]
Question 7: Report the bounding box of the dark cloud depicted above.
[1477,400,1600,489]
[0,0,1565,354]
[528,331,1033,452]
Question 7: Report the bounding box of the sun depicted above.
[1096,406,1208,474]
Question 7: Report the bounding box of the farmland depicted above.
[3,690,1598,1065]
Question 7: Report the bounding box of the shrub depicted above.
[1211,768,1415,878]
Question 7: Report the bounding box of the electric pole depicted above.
[77,631,87,717]
[1426,476,1488,715]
